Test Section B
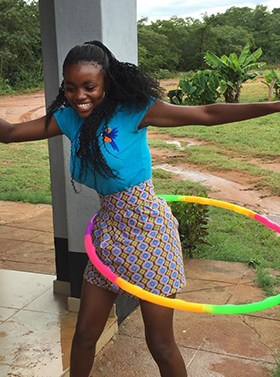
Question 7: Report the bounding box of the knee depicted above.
[146,334,177,364]
[72,322,99,350]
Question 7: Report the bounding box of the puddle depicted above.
[165,140,199,150]
[153,164,280,216]
[267,214,280,227]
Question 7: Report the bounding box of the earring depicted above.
[103,92,105,98]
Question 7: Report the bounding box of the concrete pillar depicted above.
[39,0,138,322]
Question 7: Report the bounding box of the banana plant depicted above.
[204,43,266,102]
[263,69,280,100]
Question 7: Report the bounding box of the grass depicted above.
[271,358,280,377]
[195,206,280,269]
[0,140,51,204]
[255,267,280,296]
[152,168,208,196]
[150,115,280,157]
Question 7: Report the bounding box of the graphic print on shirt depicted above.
[103,127,119,152]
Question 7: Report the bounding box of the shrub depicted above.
[0,77,13,95]
[170,192,211,258]
[175,69,226,106]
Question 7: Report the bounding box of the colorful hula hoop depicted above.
[85,195,280,314]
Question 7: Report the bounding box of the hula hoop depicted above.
[85,195,280,314]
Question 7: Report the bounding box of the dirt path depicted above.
[1,91,279,221]
[0,90,45,123]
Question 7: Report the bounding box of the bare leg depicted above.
[140,295,187,377]
[70,280,118,377]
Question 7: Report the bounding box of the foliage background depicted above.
[138,5,280,76]
[0,1,279,91]
[0,0,43,93]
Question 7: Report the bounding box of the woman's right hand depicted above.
[0,115,63,144]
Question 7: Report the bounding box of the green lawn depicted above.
[0,140,51,203]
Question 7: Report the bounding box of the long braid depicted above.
[45,82,69,127]
[45,41,163,189]
[73,96,119,183]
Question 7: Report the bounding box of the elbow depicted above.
[200,114,213,127]
[1,134,13,144]
[0,136,12,144]
[203,107,217,127]
[0,123,15,144]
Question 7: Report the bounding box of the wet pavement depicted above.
[0,201,280,376]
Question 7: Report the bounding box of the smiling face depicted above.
[63,63,105,118]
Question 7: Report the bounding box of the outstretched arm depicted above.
[140,100,280,129]
[0,115,62,144]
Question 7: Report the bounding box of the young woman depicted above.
[1,41,279,377]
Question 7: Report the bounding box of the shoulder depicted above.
[138,99,167,129]
[54,106,78,120]
[54,106,83,139]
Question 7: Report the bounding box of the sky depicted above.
[137,0,279,21]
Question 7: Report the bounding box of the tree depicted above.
[137,18,176,73]
[205,43,266,103]
[181,18,216,71]
[0,0,42,89]
[211,25,255,57]
[149,17,188,71]
[205,7,254,29]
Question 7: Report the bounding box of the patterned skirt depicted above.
[83,178,186,297]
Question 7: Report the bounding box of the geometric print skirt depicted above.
[83,178,186,297]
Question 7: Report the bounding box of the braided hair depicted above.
[46,41,163,188]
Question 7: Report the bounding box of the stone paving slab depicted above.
[0,225,44,241]
[201,314,279,363]
[185,259,251,283]
[228,280,280,321]
[178,283,236,305]
[0,201,52,225]
[9,212,53,232]
[180,277,235,293]
[0,259,55,274]
[91,333,196,377]
[0,269,54,309]
[187,350,274,377]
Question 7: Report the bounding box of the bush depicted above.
[156,69,175,80]
[176,70,226,106]
[0,77,14,95]
[170,192,211,258]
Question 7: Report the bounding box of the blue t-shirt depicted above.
[54,100,154,196]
